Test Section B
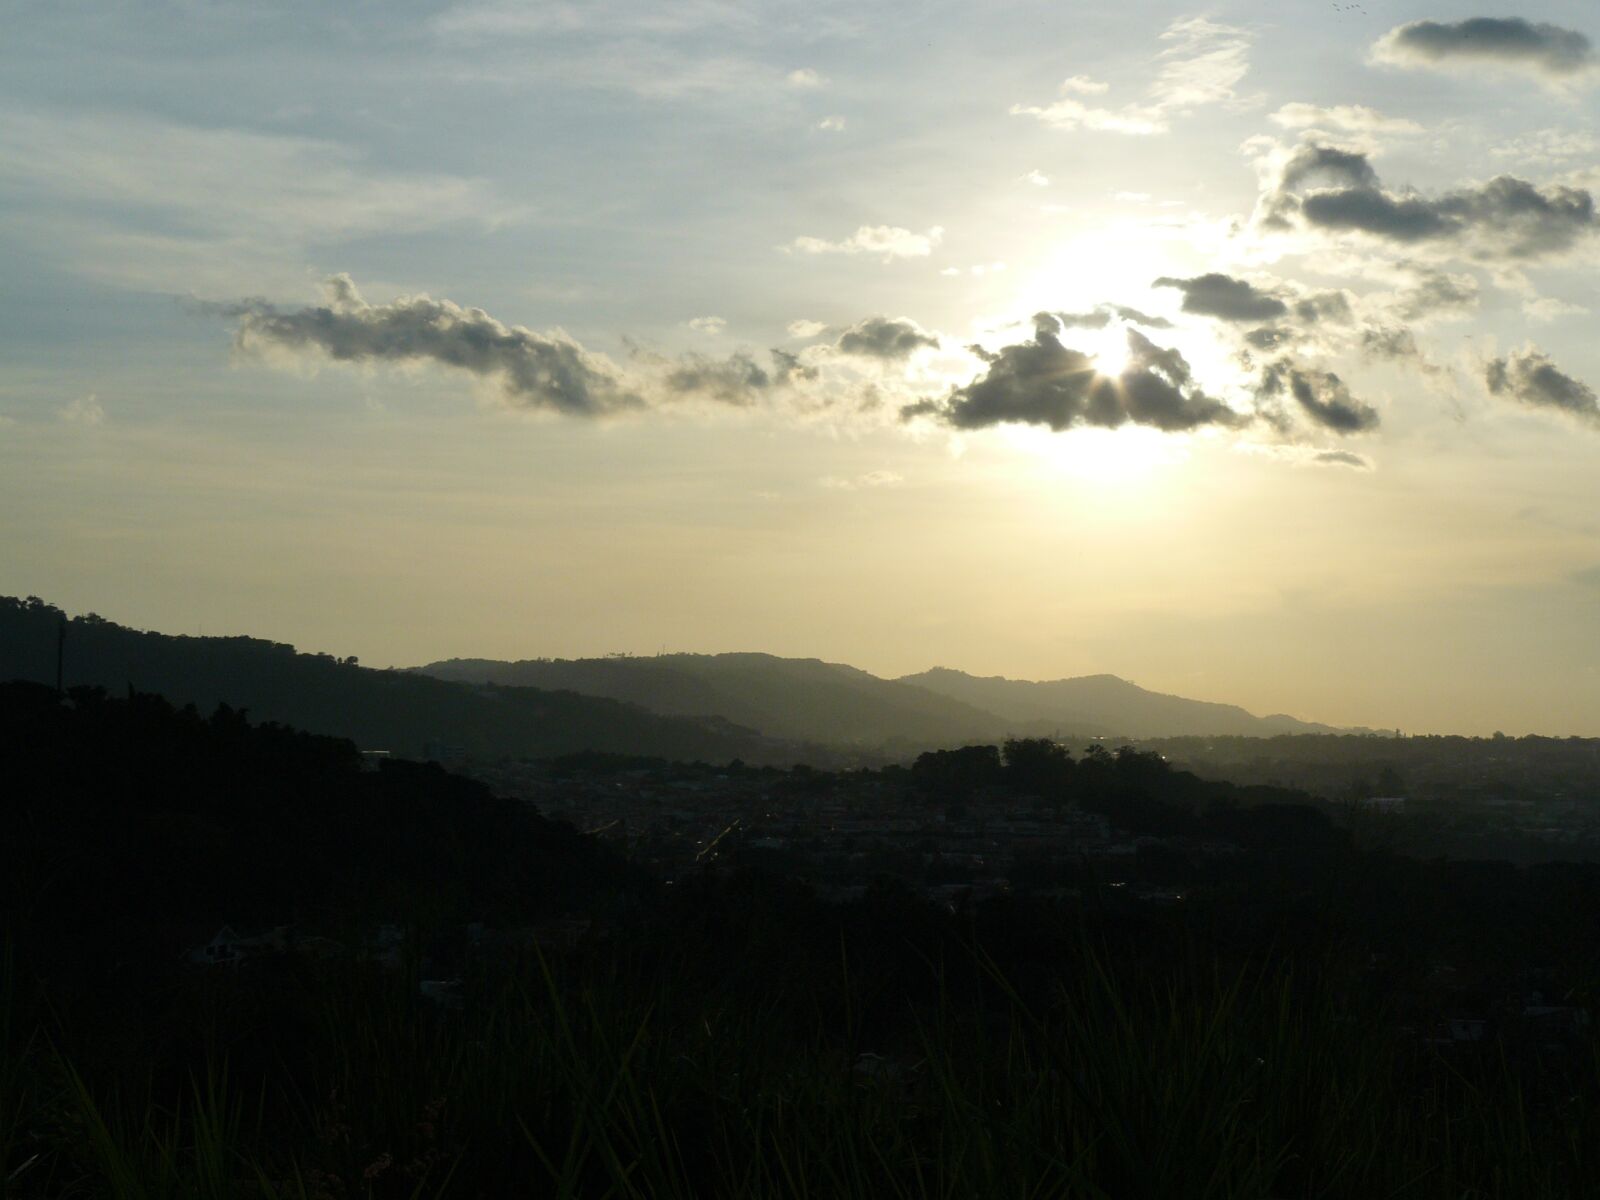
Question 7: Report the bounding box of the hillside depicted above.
[418,652,1018,748]
[0,596,775,762]
[0,679,642,953]
[899,667,1340,738]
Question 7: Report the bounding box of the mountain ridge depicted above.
[1,595,1352,759]
[899,666,1344,738]
[416,651,1021,748]
[417,653,1350,744]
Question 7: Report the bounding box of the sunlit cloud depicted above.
[1268,103,1422,135]
[818,470,903,490]
[61,395,106,426]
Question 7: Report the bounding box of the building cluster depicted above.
[466,758,1242,904]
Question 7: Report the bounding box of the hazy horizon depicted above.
[4,3,1599,737]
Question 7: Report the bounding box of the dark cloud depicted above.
[1311,175,1595,255]
[1269,145,1599,259]
[1374,18,1595,80]
[1105,304,1174,329]
[1153,273,1289,321]
[1280,144,1380,193]
[1359,326,1452,383]
[1485,348,1600,424]
[1293,290,1354,324]
[1360,326,1422,361]
[1395,268,1479,320]
[1299,188,1455,242]
[1053,304,1174,330]
[1314,449,1373,470]
[834,316,939,359]
[659,348,816,405]
[228,275,833,415]
[906,317,1243,434]
[1244,326,1295,351]
[228,275,640,414]
[1258,360,1380,433]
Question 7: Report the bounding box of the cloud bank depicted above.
[224,278,938,419]
[225,278,1387,461]
[1262,143,1598,260]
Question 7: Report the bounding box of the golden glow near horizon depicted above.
[2,2,1600,734]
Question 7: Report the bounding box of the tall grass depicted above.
[7,934,1597,1199]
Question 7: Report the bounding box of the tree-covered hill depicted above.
[0,596,778,762]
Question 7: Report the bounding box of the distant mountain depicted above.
[0,597,775,763]
[898,668,1341,739]
[416,653,1015,749]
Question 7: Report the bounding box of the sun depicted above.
[1085,321,1132,376]
[999,422,1189,489]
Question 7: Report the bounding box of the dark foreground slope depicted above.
[418,652,1017,747]
[902,666,1341,737]
[0,596,773,761]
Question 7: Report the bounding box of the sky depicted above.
[2,1,1599,734]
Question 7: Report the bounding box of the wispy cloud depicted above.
[1268,103,1421,135]
[783,225,945,261]
[60,395,106,426]
[819,470,903,490]
[1012,17,1253,136]
[430,0,757,40]
[0,112,514,292]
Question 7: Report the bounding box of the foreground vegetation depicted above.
[6,918,1598,1200]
